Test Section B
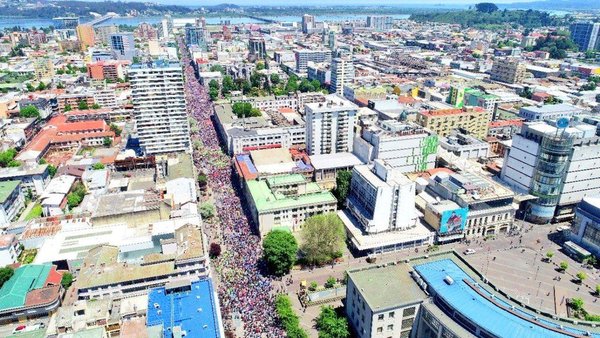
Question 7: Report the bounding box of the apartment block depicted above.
[305,94,357,156]
[416,107,489,139]
[490,58,526,84]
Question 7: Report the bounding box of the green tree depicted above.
[110,123,122,137]
[546,251,554,262]
[19,105,40,118]
[36,82,46,91]
[315,306,350,338]
[47,164,57,177]
[208,79,220,91]
[270,73,280,85]
[325,276,337,288]
[199,202,215,219]
[103,137,112,147]
[332,171,352,209]
[298,78,315,93]
[301,213,346,265]
[197,173,208,188]
[577,272,587,283]
[285,76,299,93]
[275,294,308,338]
[91,162,105,170]
[209,64,225,74]
[91,103,101,109]
[596,284,600,296]
[0,267,14,288]
[61,272,73,289]
[209,87,219,101]
[571,297,584,311]
[256,61,265,71]
[263,230,298,276]
[67,182,86,209]
[475,3,499,13]
[63,104,72,112]
[560,261,569,272]
[78,100,89,110]
[56,82,65,89]
[222,75,236,95]
[0,148,17,168]
[231,102,261,118]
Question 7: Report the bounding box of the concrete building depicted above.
[185,26,207,51]
[244,174,337,235]
[87,60,128,82]
[307,62,331,88]
[501,120,600,223]
[570,195,600,257]
[110,32,135,61]
[158,15,173,40]
[0,163,50,196]
[0,180,24,228]
[305,94,357,155]
[519,103,583,122]
[416,107,489,139]
[76,24,95,50]
[302,14,315,34]
[330,57,354,96]
[570,22,600,52]
[439,131,489,159]
[464,90,499,116]
[341,160,434,254]
[294,49,332,73]
[490,58,526,84]
[366,15,394,31]
[310,152,365,190]
[33,58,54,81]
[354,120,439,173]
[248,36,267,60]
[95,25,118,45]
[129,61,190,155]
[0,234,20,267]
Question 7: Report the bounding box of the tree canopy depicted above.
[475,3,499,13]
[332,171,352,209]
[231,102,261,118]
[263,230,298,276]
[315,306,350,338]
[0,148,20,168]
[0,267,14,288]
[275,294,308,338]
[301,213,346,265]
[19,105,40,118]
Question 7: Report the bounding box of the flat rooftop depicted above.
[0,180,20,204]
[246,178,336,213]
[414,259,600,338]
[347,262,426,311]
[309,152,364,170]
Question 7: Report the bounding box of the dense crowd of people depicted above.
[179,40,283,337]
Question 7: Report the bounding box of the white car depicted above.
[464,249,476,255]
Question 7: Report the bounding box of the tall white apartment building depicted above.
[501,120,600,223]
[354,120,438,173]
[294,49,332,73]
[129,61,190,155]
[305,94,357,156]
[330,57,354,95]
[366,15,394,31]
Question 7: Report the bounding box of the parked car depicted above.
[464,249,476,255]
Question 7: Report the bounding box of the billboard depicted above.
[439,208,469,234]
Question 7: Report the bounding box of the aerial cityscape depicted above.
[0,0,599,337]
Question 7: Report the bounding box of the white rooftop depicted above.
[310,152,364,170]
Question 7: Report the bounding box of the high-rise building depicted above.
[76,24,95,50]
[95,25,118,45]
[305,94,357,156]
[33,58,55,81]
[302,14,315,34]
[490,58,526,84]
[570,22,600,52]
[135,22,157,40]
[416,107,490,139]
[294,49,332,73]
[184,26,207,51]
[366,15,393,31]
[248,36,267,60]
[570,195,600,257]
[128,61,190,155]
[501,120,600,223]
[158,15,173,40]
[53,17,80,29]
[110,32,136,61]
[330,57,354,95]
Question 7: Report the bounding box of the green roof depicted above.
[0,264,52,311]
[266,174,306,187]
[0,180,20,204]
[246,178,337,213]
[348,263,426,311]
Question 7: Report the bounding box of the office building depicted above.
[354,120,438,173]
[519,103,583,121]
[366,15,394,31]
[490,58,526,84]
[330,57,354,95]
[305,94,357,155]
[95,24,118,44]
[570,22,600,52]
[249,36,267,60]
[302,14,315,34]
[341,160,434,254]
[76,24,95,50]
[570,195,600,257]
[416,107,489,139]
[110,32,135,61]
[310,152,365,190]
[244,174,337,235]
[294,49,332,73]
[185,26,207,51]
[129,61,190,155]
[501,120,600,223]
[439,131,489,159]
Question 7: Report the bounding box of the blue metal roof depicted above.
[147,279,221,338]
[414,259,599,338]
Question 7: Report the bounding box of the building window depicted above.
[389,311,395,318]
[378,314,384,321]
[377,327,383,333]
[387,324,394,331]
[403,307,416,317]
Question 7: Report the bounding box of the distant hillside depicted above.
[503,0,600,11]
[410,8,571,29]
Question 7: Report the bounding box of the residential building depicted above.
[354,120,439,173]
[110,33,135,61]
[0,180,24,228]
[76,24,95,50]
[416,107,489,139]
[307,62,331,87]
[346,263,426,338]
[294,49,332,73]
[129,61,190,155]
[185,26,207,51]
[158,15,174,40]
[570,22,600,52]
[0,163,50,196]
[56,93,96,114]
[439,131,489,159]
[341,160,434,254]
[0,234,20,267]
[519,104,583,122]
[366,15,394,31]
[490,58,526,84]
[463,90,499,116]
[33,57,54,81]
[95,25,118,45]
[305,94,357,155]
[501,120,600,223]
[447,85,467,108]
[87,60,129,82]
[249,36,267,60]
[570,195,600,257]
[243,174,337,235]
[330,57,354,96]
[302,14,315,34]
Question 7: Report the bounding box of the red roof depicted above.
[488,119,524,128]
[44,266,63,286]
[420,107,485,117]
